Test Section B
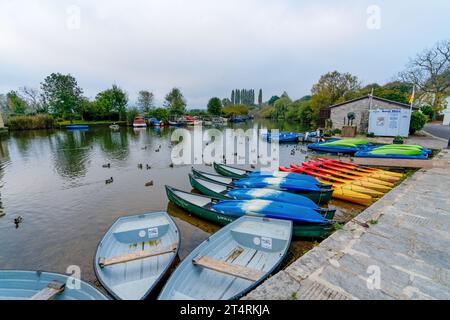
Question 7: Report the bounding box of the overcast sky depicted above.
[1,0,449,108]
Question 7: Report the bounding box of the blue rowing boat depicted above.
[94,212,180,300]
[213,162,322,185]
[0,270,108,300]
[158,215,292,300]
[262,132,300,143]
[66,125,89,130]
[192,169,334,204]
[188,174,336,219]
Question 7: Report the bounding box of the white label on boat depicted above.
[139,230,146,238]
[253,237,261,246]
[261,237,272,250]
[148,227,159,238]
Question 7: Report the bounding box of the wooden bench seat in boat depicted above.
[192,255,265,282]
[98,243,178,268]
[31,281,65,300]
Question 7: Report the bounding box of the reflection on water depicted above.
[0,121,328,290]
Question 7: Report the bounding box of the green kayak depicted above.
[321,139,370,148]
[369,148,423,155]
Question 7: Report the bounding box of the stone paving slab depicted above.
[244,150,450,300]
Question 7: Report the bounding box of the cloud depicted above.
[0,0,449,107]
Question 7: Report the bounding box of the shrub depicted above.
[393,136,404,144]
[409,111,426,135]
[127,107,140,124]
[7,114,55,130]
[420,106,435,122]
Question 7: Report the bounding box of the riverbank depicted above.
[56,120,128,128]
[244,149,450,300]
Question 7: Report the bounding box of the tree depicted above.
[231,90,235,105]
[258,89,263,106]
[222,98,232,107]
[310,71,360,121]
[95,85,128,120]
[41,73,83,120]
[137,90,154,113]
[235,90,241,105]
[164,88,186,115]
[268,96,280,106]
[273,97,291,119]
[6,90,28,114]
[19,87,42,113]
[400,40,450,112]
[311,71,361,107]
[222,104,249,117]
[207,97,223,115]
[358,82,412,105]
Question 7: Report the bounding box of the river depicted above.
[0,120,362,295]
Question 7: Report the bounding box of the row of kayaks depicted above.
[280,158,404,206]
[308,139,431,159]
[262,131,321,143]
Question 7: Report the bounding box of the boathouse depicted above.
[319,95,417,133]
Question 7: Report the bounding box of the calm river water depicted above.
[0,120,361,294]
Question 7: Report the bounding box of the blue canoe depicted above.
[213,162,322,185]
[158,215,292,300]
[193,169,321,193]
[0,270,108,300]
[94,212,180,300]
[189,174,335,219]
[262,132,300,143]
[308,142,360,154]
[211,199,326,224]
[66,125,89,130]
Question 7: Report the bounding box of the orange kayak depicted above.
[309,160,400,182]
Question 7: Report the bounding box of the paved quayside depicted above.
[244,150,450,300]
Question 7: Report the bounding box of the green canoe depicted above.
[192,168,334,205]
[369,148,423,155]
[189,174,336,220]
[321,139,370,148]
[213,162,332,188]
[166,186,335,239]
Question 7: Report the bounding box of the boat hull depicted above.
[189,174,336,220]
[0,270,108,300]
[166,186,333,239]
[158,215,292,300]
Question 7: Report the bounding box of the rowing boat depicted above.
[166,186,334,238]
[189,174,336,219]
[0,270,108,300]
[213,162,328,187]
[94,212,180,300]
[158,215,292,300]
[193,169,334,204]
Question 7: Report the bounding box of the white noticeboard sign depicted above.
[443,108,450,126]
[368,109,411,137]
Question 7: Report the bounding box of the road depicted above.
[424,123,450,140]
